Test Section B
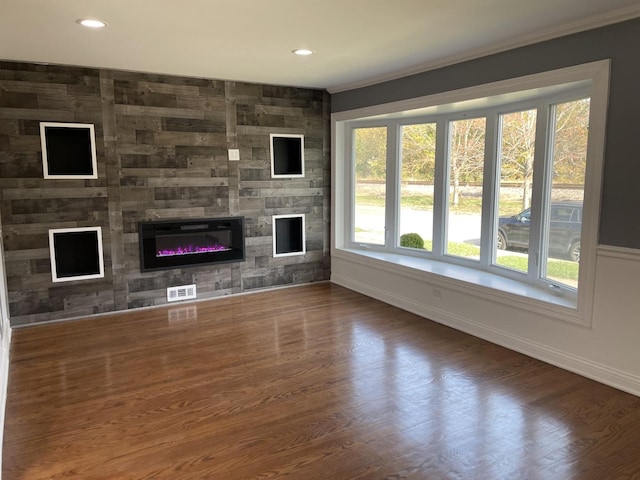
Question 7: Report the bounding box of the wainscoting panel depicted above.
[331,247,640,396]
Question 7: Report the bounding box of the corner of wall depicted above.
[0,324,11,479]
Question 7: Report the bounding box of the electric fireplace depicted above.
[138,217,245,272]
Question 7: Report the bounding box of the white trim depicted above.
[0,334,9,480]
[40,122,98,180]
[330,274,640,397]
[333,60,610,328]
[331,121,344,254]
[269,133,305,178]
[49,226,105,282]
[333,248,582,323]
[0,325,10,479]
[272,214,306,257]
[597,244,640,261]
[332,60,610,122]
[574,61,610,322]
[328,6,640,93]
[0,232,10,479]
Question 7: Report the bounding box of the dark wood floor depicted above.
[4,283,640,479]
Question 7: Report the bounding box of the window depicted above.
[543,99,589,287]
[399,123,436,252]
[494,108,537,275]
[335,61,609,319]
[353,126,387,245]
[446,117,486,260]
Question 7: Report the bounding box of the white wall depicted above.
[331,245,640,396]
[0,226,12,478]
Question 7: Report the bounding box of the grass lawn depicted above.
[413,240,579,283]
[357,193,579,283]
[356,194,524,216]
[496,253,579,282]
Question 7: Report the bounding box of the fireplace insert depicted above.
[138,217,245,272]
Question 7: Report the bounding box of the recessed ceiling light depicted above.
[78,19,107,28]
[292,49,314,56]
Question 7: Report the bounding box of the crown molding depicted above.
[328,5,640,94]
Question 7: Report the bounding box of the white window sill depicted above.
[333,248,586,325]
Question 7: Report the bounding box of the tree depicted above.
[354,126,386,180]
[499,99,589,210]
[401,123,436,182]
[552,98,590,186]
[449,117,486,206]
[352,98,589,208]
[500,109,537,209]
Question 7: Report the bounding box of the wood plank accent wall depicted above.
[0,62,330,326]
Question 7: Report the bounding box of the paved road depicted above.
[354,205,481,245]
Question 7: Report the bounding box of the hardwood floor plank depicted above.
[4,283,640,479]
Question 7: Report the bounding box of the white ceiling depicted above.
[2,1,640,93]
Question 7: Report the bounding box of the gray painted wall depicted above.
[332,18,640,249]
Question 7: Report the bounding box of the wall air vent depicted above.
[167,284,196,303]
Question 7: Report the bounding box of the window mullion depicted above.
[385,122,400,249]
[346,125,355,246]
[480,113,499,267]
[432,119,448,256]
[528,103,551,282]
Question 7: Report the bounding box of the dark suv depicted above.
[497,202,582,262]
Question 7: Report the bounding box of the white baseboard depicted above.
[0,326,11,479]
[331,273,640,397]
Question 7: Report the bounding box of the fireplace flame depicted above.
[157,244,232,257]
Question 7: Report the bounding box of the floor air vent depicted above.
[167,284,196,302]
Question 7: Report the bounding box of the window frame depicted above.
[351,123,391,246]
[333,60,610,326]
[397,121,439,254]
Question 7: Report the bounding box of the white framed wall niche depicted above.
[49,226,105,282]
[270,133,304,178]
[272,214,306,257]
[40,122,98,179]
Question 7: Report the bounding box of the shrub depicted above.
[400,233,424,249]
